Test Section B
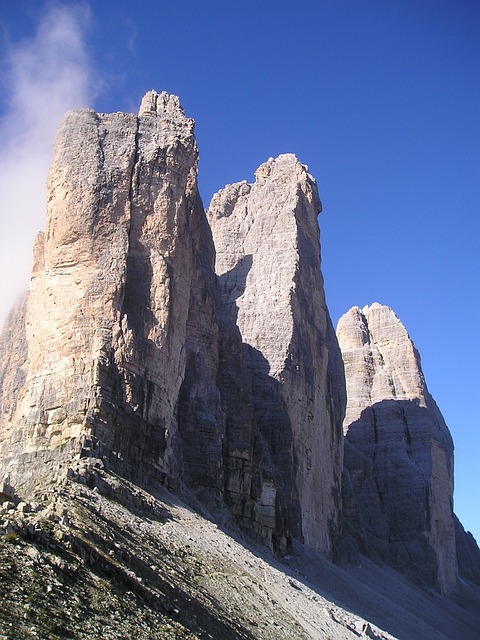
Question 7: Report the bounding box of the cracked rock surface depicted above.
[1,91,479,638]
[208,154,345,557]
[0,94,347,558]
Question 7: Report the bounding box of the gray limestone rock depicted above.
[207,155,345,557]
[337,303,457,594]
[3,88,471,596]
[454,515,480,588]
[0,91,224,499]
[0,294,28,435]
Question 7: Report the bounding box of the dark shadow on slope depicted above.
[70,456,480,640]
[72,501,258,640]
[216,521,480,640]
[186,493,480,640]
[69,426,480,640]
[304,548,480,640]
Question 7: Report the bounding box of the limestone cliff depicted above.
[0,91,264,544]
[207,155,345,557]
[0,91,219,493]
[0,294,28,437]
[336,303,457,594]
[0,93,346,558]
[454,515,480,588]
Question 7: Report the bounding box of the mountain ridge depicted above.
[0,90,479,638]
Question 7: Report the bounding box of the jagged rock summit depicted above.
[337,303,457,594]
[207,153,345,557]
[1,89,207,488]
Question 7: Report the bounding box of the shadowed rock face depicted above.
[337,303,457,594]
[0,295,28,436]
[3,89,471,594]
[207,155,345,557]
[0,90,262,539]
[454,515,480,588]
[0,93,346,558]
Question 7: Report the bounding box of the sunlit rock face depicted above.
[0,91,254,535]
[207,155,346,558]
[0,91,226,497]
[337,303,458,594]
[5,88,465,586]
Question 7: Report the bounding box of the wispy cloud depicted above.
[122,17,138,55]
[0,2,99,328]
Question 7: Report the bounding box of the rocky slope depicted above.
[336,303,457,594]
[1,469,479,640]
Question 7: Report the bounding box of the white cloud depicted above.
[122,17,138,55]
[0,2,98,328]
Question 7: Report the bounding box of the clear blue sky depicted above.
[0,1,479,542]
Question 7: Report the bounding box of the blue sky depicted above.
[0,1,479,542]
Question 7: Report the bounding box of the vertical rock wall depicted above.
[207,155,345,557]
[0,91,225,494]
[337,303,457,594]
[454,515,480,588]
[0,88,472,590]
[1,89,468,588]
[0,295,29,459]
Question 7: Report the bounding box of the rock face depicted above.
[0,93,345,558]
[454,516,480,588]
[336,303,457,594]
[207,155,345,557]
[0,294,28,446]
[0,91,220,494]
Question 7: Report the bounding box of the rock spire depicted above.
[0,89,212,490]
[1,90,476,596]
[337,303,457,594]
[208,154,345,556]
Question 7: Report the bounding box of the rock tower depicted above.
[337,303,457,594]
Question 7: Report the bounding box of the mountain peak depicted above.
[139,89,183,116]
[337,303,457,594]
[0,92,479,637]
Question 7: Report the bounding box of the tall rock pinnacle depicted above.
[0,90,222,492]
[208,154,345,557]
[2,89,468,596]
[337,303,457,594]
